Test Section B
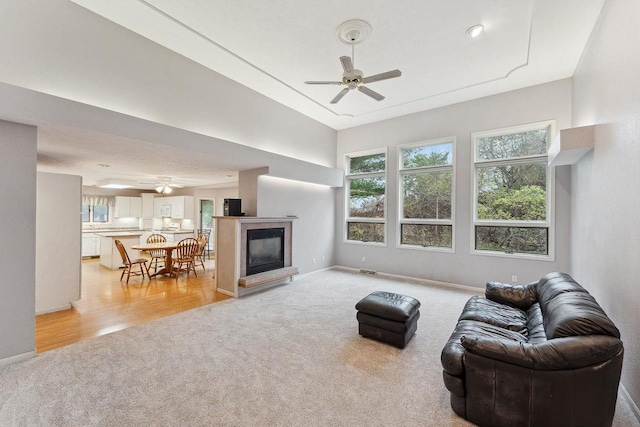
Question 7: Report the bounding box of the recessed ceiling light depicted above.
[466,24,484,38]
[97,178,135,189]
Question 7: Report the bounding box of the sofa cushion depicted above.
[461,335,623,370]
[537,273,588,313]
[525,303,547,344]
[485,281,537,310]
[441,320,528,376]
[458,295,528,334]
[543,292,621,339]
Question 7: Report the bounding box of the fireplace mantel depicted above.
[213,216,298,297]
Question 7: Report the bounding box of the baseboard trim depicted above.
[333,265,484,294]
[36,303,72,315]
[0,350,36,367]
[216,288,235,298]
[620,383,640,423]
[295,266,336,279]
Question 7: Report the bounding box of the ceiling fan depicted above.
[304,19,402,104]
[138,176,184,194]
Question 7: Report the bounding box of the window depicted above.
[398,138,455,250]
[345,149,387,244]
[82,204,109,223]
[472,121,554,258]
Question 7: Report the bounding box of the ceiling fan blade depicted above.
[362,69,402,84]
[304,80,343,85]
[340,56,354,74]
[330,88,350,104]
[358,85,385,101]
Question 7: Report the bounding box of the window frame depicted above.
[471,120,555,260]
[82,204,111,225]
[397,137,456,253]
[344,147,388,246]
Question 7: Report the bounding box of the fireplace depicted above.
[246,227,285,276]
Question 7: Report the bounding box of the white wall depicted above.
[36,173,82,314]
[336,79,573,287]
[571,0,640,408]
[0,120,37,363]
[256,176,336,274]
[0,0,336,168]
[239,168,268,217]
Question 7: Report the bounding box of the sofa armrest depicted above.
[485,281,537,310]
[461,335,623,370]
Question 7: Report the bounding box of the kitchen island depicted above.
[97,231,144,270]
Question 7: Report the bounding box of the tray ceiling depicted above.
[71,0,605,130]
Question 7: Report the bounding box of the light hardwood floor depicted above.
[35,256,231,353]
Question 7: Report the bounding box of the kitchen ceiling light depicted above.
[97,178,135,189]
[156,185,173,194]
[466,24,484,38]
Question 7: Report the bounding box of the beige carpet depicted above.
[1,268,638,426]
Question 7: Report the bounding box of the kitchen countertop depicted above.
[84,229,195,235]
[95,231,144,237]
[83,228,139,234]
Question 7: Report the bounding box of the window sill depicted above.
[398,244,453,253]
[344,240,387,247]
[471,249,554,262]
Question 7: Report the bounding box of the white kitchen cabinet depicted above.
[171,196,194,219]
[82,233,101,257]
[154,197,173,217]
[172,197,184,219]
[130,197,142,217]
[141,193,156,218]
[152,196,194,219]
[114,196,142,217]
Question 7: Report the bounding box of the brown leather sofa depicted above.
[441,272,623,427]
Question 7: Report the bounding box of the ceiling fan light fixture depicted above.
[156,185,172,194]
[466,24,484,38]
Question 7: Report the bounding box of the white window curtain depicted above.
[82,195,115,206]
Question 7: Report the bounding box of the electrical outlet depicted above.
[512,275,518,283]
[322,255,325,261]
[312,258,316,264]
[362,256,366,262]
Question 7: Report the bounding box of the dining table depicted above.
[131,241,179,278]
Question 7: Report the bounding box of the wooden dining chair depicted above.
[114,239,150,284]
[146,233,166,272]
[173,237,199,281]
[197,228,212,259]
[194,234,207,270]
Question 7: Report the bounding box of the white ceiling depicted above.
[71,0,604,130]
[37,126,239,190]
[39,0,605,190]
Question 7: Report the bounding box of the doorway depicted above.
[200,199,214,230]
[199,199,215,253]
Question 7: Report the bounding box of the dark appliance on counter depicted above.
[224,198,242,216]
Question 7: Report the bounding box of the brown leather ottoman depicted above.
[355,291,421,349]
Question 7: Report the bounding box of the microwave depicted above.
[160,204,171,217]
